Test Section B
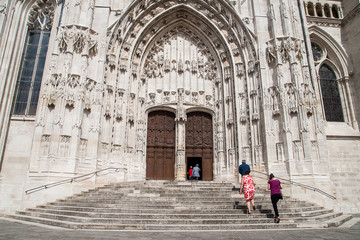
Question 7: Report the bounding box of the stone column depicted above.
[175,121,186,181]
[175,88,187,181]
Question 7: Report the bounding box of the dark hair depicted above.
[269,173,274,179]
[244,170,250,175]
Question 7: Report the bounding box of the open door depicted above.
[186,112,213,180]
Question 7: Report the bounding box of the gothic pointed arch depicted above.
[105,0,258,86]
[309,26,357,128]
[309,26,351,77]
[103,0,262,178]
[12,0,58,116]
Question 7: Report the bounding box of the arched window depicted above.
[332,5,339,19]
[319,64,344,122]
[324,4,331,18]
[308,2,315,16]
[12,2,53,116]
[316,3,323,17]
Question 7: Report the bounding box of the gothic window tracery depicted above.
[310,41,344,122]
[311,42,323,62]
[12,1,56,116]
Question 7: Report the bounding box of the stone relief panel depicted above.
[142,25,218,107]
[57,25,98,56]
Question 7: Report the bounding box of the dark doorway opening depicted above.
[187,157,202,180]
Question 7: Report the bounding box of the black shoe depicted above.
[276,217,280,223]
[253,206,256,211]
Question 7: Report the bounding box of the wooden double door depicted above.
[146,111,213,180]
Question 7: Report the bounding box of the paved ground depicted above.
[1,218,360,240]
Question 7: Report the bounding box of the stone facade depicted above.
[0,0,359,214]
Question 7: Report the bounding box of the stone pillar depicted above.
[175,88,187,181]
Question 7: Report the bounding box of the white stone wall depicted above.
[0,120,34,212]
[342,3,360,131]
[326,122,360,213]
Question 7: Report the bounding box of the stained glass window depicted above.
[319,64,344,122]
[12,7,52,116]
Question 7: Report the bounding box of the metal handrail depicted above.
[252,170,336,200]
[25,167,125,195]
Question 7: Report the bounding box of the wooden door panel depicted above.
[186,112,213,181]
[146,111,175,180]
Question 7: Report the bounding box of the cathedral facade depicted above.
[0,0,359,214]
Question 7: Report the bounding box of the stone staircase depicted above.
[4,181,352,230]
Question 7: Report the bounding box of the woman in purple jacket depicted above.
[268,173,283,223]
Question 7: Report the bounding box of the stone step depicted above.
[46,202,236,210]
[45,201,315,211]
[37,202,324,215]
[6,214,298,230]
[56,198,311,207]
[7,180,349,230]
[325,214,353,227]
[35,205,260,214]
[75,222,299,230]
[15,211,283,225]
[25,208,333,219]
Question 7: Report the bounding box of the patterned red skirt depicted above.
[243,185,255,200]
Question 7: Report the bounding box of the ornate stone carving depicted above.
[67,74,80,88]
[0,4,6,14]
[239,93,247,123]
[276,142,284,162]
[163,91,170,102]
[280,38,291,62]
[236,63,245,77]
[58,31,69,52]
[284,83,297,114]
[268,86,281,116]
[265,42,276,64]
[106,54,116,70]
[191,92,198,103]
[205,95,213,107]
[292,140,303,162]
[224,66,231,81]
[73,31,86,53]
[141,25,219,83]
[28,0,56,30]
[57,25,98,55]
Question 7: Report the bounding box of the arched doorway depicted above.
[146,110,176,180]
[186,112,213,181]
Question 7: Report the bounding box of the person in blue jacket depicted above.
[238,160,251,177]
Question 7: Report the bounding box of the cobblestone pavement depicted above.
[0,218,360,240]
